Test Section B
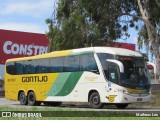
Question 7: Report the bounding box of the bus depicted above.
[5,47,151,109]
[147,62,158,84]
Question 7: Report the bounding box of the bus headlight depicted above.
[123,90,128,94]
[118,89,128,94]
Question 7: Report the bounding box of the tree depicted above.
[46,0,138,51]
[46,0,160,76]
[137,0,160,76]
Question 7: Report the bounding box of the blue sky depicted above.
[0,0,55,33]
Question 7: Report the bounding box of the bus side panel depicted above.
[25,73,59,101]
[45,72,83,102]
[45,72,104,103]
[5,74,28,101]
[5,84,17,100]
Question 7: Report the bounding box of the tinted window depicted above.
[65,56,80,72]
[80,54,98,73]
[15,61,24,74]
[36,59,49,73]
[108,62,119,84]
[50,57,64,72]
[119,59,134,79]
[134,59,145,68]
[23,60,36,74]
[6,62,14,75]
[97,53,114,79]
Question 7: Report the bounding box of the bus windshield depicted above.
[98,53,150,91]
[117,56,150,89]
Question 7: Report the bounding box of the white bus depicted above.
[147,62,158,84]
[5,47,151,109]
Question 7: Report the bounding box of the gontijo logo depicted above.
[3,40,48,56]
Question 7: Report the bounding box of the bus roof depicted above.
[93,47,142,56]
[6,47,142,62]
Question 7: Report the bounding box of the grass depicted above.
[1,116,160,120]
[0,106,160,120]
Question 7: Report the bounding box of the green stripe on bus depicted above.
[46,72,83,96]
[56,72,83,96]
[46,73,71,96]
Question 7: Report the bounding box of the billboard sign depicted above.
[0,29,49,64]
[113,42,135,51]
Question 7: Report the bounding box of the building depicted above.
[113,42,135,51]
[0,29,49,79]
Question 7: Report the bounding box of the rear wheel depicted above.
[19,92,28,105]
[115,103,128,109]
[28,91,37,106]
[89,92,104,109]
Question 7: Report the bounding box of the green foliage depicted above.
[137,0,160,53]
[46,0,159,53]
[46,0,140,51]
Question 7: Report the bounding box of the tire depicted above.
[89,92,104,109]
[19,92,28,105]
[28,91,37,106]
[115,103,128,109]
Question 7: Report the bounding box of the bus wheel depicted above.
[115,104,128,109]
[28,91,37,106]
[89,92,103,109]
[19,92,28,105]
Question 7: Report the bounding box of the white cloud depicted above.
[0,22,46,33]
[0,0,53,17]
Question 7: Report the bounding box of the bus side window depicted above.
[97,53,115,79]
[80,54,99,74]
[108,63,119,84]
[36,59,49,73]
[50,57,64,72]
[23,60,36,74]
[65,56,80,72]
[102,63,109,80]
[15,61,24,75]
[6,62,15,75]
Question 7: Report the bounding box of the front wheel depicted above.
[115,103,129,109]
[89,92,104,109]
[19,92,28,105]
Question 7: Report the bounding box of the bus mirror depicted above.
[106,59,124,73]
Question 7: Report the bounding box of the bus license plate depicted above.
[137,98,143,101]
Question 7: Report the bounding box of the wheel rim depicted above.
[93,96,99,105]
[20,94,25,103]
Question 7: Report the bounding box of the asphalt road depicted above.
[1,97,160,111]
